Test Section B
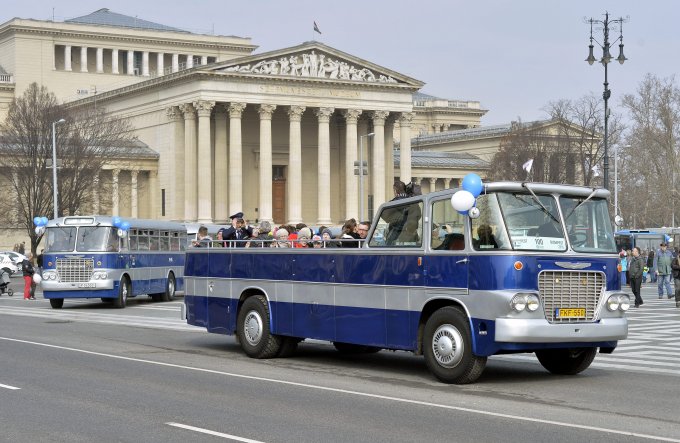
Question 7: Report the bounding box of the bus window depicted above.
[149,230,160,251]
[430,199,466,251]
[160,231,170,251]
[45,227,77,252]
[470,194,511,251]
[370,201,423,247]
[138,230,149,250]
[170,232,180,251]
[129,229,138,250]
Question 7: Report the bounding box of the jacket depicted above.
[21,259,34,277]
[629,256,645,279]
[672,257,680,280]
[653,249,674,275]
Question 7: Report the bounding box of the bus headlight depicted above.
[511,293,540,312]
[607,294,630,311]
[617,294,630,311]
[42,271,57,281]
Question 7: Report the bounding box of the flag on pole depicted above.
[313,21,322,34]
[522,159,534,173]
[591,164,601,177]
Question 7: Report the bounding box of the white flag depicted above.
[592,164,601,177]
[522,159,534,173]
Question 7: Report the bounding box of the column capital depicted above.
[166,106,183,121]
[399,112,415,126]
[315,107,334,122]
[112,168,121,178]
[193,100,215,117]
[179,103,196,120]
[258,104,277,119]
[342,109,362,124]
[288,106,307,122]
[371,110,390,126]
[228,102,247,118]
[429,177,437,185]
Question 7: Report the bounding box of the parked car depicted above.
[0,254,19,275]
[0,251,28,266]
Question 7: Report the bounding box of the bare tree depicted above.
[0,82,135,255]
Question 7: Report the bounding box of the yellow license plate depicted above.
[555,308,586,318]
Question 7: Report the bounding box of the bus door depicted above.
[426,198,469,290]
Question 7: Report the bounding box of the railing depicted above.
[0,74,13,83]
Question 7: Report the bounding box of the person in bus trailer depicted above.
[192,226,212,248]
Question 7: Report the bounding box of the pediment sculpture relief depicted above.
[223,50,399,84]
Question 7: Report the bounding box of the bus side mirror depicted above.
[614,215,623,226]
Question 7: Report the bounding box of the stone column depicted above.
[112,49,119,74]
[127,50,135,75]
[258,104,277,223]
[142,51,149,76]
[80,46,88,72]
[213,105,229,222]
[315,107,334,225]
[64,45,72,71]
[148,170,159,218]
[157,52,164,75]
[186,54,194,69]
[172,53,179,73]
[195,100,216,223]
[428,177,437,194]
[112,169,120,216]
[180,103,197,221]
[201,55,208,65]
[343,109,362,220]
[399,112,414,184]
[131,170,139,218]
[228,103,247,216]
[287,106,306,225]
[384,115,395,200]
[167,106,184,220]
[371,111,389,208]
[96,47,104,73]
[92,171,100,214]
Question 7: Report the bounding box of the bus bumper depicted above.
[494,317,628,343]
[41,279,115,293]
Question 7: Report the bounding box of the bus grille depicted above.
[57,258,94,283]
[538,271,604,323]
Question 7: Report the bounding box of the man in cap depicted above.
[221,212,252,247]
[654,242,674,299]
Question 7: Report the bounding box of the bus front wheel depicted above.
[49,298,64,309]
[423,307,486,384]
[535,347,597,375]
[236,295,282,359]
[114,278,129,309]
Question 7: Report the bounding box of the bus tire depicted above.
[49,298,64,309]
[161,273,176,302]
[535,347,597,375]
[236,295,282,359]
[423,307,486,384]
[333,342,381,354]
[114,277,129,309]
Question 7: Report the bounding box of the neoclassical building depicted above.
[0,8,490,231]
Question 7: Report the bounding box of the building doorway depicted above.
[272,166,286,224]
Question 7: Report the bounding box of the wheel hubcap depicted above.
[244,311,263,346]
[432,324,464,368]
[122,282,128,301]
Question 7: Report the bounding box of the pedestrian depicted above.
[672,252,680,308]
[36,249,44,276]
[18,241,25,255]
[653,242,674,299]
[619,251,628,287]
[647,250,656,283]
[21,253,36,300]
[629,247,644,308]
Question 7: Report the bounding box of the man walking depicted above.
[653,242,674,299]
[629,247,644,308]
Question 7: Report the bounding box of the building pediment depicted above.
[211,41,424,88]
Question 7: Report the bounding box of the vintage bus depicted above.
[41,216,186,309]
[614,229,665,253]
[183,182,628,384]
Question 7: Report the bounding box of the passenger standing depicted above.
[340,218,361,248]
[629,247,644,308]
[653,242,674,299]
[21,254,35,300]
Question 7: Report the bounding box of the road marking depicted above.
[0,383,20,390]
[166,422,265,442]
[1,336,679,442]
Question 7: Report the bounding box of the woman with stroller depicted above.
[22,253,36,300]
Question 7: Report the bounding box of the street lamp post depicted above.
[357,132,374,221]
[585,12,628,191]
[51,118,66,219]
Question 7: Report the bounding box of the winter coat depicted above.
[629,256,645,279]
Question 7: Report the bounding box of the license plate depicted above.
[78,283,96,288]
[555,307,586,318]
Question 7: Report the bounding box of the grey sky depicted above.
[3,1,678,125]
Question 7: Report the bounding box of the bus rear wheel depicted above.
[535,347,597,375]
[161,273,176,302]
[236,295,282,359]
[49,298,64,309]
[113,277,129,309]
[423,307,486,384]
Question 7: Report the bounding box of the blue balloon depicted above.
[33,216,41,226]
[121,221,130,231]
[461,173,483,198]
[40,217,48,226]
[112,217,122,228]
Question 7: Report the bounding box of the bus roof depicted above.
[46,216,186,232]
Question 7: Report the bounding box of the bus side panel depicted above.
[207,252,232,333]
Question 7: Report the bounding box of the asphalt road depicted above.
[1,280,679,443]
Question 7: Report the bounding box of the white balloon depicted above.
[451,190,476,212]
[33,273,42,284]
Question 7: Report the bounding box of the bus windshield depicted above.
[45,227,77,252]
[560,196,616,253]
[496,192,566,251]
[76,226,119,252]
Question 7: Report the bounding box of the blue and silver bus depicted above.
[184,182,628,384]
[41,216,186,309]
[614,229,665,253]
